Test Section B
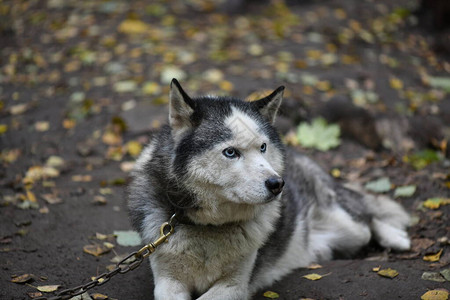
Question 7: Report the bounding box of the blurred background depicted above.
[1,0,449,299]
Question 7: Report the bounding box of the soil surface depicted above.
[1,0,449,299]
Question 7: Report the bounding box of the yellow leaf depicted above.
[91,293,109,300]
[62,119,76,129]
[142,81,162,95]
[118,19,150,35]
[423,249,443,262]
[36,285,60,293]
[219,80,234,92]
[246,89,274,102]
[390,77,404,90]
[102,131,122,146]
[26,190,37,203]
[372,266,381,272]
[423,198,450,210]
[35,121,50,132]
[377,268,399,278]
[126,141,142,157]
[307,263,323,270]
[72,175,92,182]
[263,291,280,299]
[421,289,449,300]
[303,273,330,280]
[0,124,8,134]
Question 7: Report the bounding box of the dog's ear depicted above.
[169,78,195,131]
[252,86,284,124]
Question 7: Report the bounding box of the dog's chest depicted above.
[153,223,263,290]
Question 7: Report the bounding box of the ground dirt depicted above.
[1,0,449,299]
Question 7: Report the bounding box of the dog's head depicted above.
[168,79,285,224]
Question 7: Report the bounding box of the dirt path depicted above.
[1,0,449,299]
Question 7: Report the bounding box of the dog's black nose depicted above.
[265,176,285,196]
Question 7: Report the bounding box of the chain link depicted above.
[34,215,176,300]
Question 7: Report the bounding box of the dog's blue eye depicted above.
[260,143,267,153]
[223,147,238,158]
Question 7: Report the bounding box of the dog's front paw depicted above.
[154,278,191,300]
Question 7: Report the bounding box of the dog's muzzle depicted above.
[265,176,285,196]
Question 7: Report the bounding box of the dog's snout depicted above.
[265,176,285,196]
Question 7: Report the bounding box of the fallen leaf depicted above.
[126,141,142,157]
[246,89,274,102]
[423,249,443,262]
[9,103,28,115]
[36,285,60,293]
[113,80,137,93]
[412,238,435,252]
[11,273,34,283]
[0,124,7,134]
[390,77,403,90]
[93,195,107,205]
[372,266,381,272]
[160,66,186,84]
[102,131,122,146]
[428,76,450,92]
[27,291,43,298]
[403,150,442,170]
[421,289,449,300]
[41,194,62,205]
[296,118,341,151]
[307,263,323,270]
[377,268,399,278]
[364,177,392,193]
[263,291,279,299]
[422,272,446,282]
[91,293,109,300]
[72,175,92,182]
[441,269,450,281]
[394,185,416,198]
[114,230,142,247]
[45,156,65,168]
[142,82,162,95]
[118,19,150,35]
[423,198,450,210]
[83,244,111,257]
[34,121,50,132]
[303,273,331,281]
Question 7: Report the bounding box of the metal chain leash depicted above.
[35,215,176,300]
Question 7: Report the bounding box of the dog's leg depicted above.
[154,276,191,300]
[196,281,249,300]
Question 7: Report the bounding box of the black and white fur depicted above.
[128,79,410,300]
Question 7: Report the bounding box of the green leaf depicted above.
[422,272,446,282]
[364,177,392,193]
[404,149,442,170]
[263,291,280,299]
[114,230,142,246]
[113,80,137,93]
[394,185,416,198]
[296,118,341,151]
[428,76,450,93]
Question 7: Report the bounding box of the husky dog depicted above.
[128,79,410,300]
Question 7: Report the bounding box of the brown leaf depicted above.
[83,244,111,257]
[412,238,436,253]
[11,273,34,283]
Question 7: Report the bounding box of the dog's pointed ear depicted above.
[252,86,284,124]
[169,78,195,130]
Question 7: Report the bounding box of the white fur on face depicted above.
[183,107,285,224]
